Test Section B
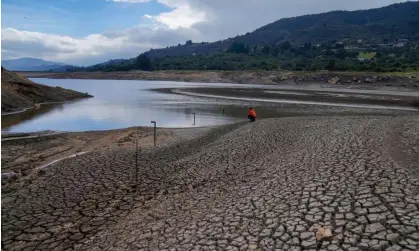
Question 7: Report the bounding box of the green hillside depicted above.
[145,2,419,59]
[68,2,419,73]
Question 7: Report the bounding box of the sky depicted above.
[0,0,414,66]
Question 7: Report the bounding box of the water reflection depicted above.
[2,104,57,129]
[2,79,248,133]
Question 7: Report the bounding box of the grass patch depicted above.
[377,71,419,77]
[358,52,377,59]
[289,70,419,78]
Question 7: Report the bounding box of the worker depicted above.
[248,107,257,122]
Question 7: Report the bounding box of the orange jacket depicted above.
[248,109,257,118]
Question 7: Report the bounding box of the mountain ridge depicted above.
[10,2,419,72]
[1,57,69,72]
[144,2,419,59]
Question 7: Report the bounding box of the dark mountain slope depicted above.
[246,2,419,45]
[145,2,419,59]
[1,58,68,71]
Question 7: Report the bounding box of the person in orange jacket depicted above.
[248,107,257,122]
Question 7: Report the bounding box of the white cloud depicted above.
[147,5,206,29]
[133,0,414,41]
[174,0,412,40]
[2,0,413,65]
[1,26,196,65]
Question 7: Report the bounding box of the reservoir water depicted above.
[3,78,418,133]
[2,79,253,133]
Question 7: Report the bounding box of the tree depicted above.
[335,49,347,59]
[262,45,271,54]
[185,40,193,45]
[272,47,280,57]
[135,54,153,71]
[279,41,292,51]
[326,59,336,70]
[228,42,249,53]
[335,43,344,49]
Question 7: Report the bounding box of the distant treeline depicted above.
[66,41,419,72]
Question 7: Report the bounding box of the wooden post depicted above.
[151,121,156,146]
[135,139,139,185]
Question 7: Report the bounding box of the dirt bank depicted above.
[1,116,418,251]
[1,68,92,114]
[1,126,212,185]
[20,70,419,87]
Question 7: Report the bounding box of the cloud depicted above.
[158,0,412,40]
[1,26,196,65]
[135,0,414,41]
[2,0,413,65]
[150,5,206,29]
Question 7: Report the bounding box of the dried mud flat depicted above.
[1,127,210,183]
[2,116,419,251]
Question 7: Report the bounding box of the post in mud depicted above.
[131,138,140,189]
[135,139,139,186]
[151,121,156,146]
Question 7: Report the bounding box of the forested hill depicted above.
[66,1,419,73]
[145,1,419,59]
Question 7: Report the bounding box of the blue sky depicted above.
[1,0,412,66]
[1,0,170,37]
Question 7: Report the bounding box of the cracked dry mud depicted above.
[2,116,419,251]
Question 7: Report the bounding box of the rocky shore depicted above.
[1,68,92,114]
[288,73,419,87]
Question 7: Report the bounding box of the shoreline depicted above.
[1,107,31,116]
[1,68,93,115]
[3,73,418,134]
[4,84,419,134]
[153,86,419,111]
[1,97,94,117]
[1,124,220,140]
[173,89,419,111]
[18,70,419,88]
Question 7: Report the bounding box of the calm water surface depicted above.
[2,79,255,133]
